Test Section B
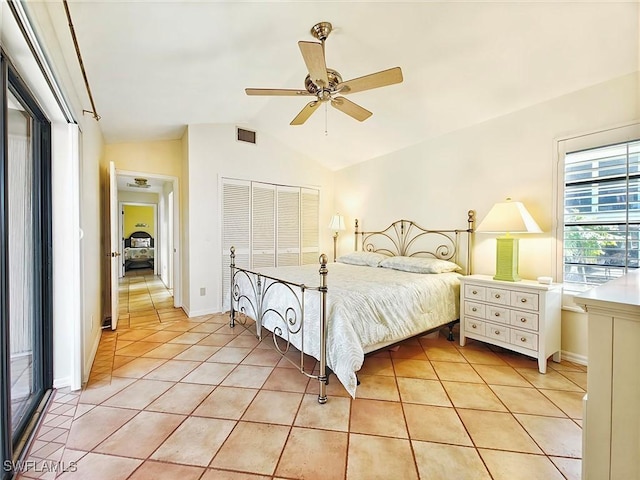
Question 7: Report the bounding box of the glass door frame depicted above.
[0,51,54,478]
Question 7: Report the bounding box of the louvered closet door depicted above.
[251,183,275,268]
[301,188,320,265]
[221,179,251,310]
[277,186,300,266]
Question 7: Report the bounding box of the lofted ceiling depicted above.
[28,1,639,170]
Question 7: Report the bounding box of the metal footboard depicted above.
[229,247,329,404]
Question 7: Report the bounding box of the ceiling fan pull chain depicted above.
[325,102,328,136]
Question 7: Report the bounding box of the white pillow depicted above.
[336,251,387,267]
[131,237,150,248]
[379,255,461,274]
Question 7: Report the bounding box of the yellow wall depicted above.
[124,205,154,238]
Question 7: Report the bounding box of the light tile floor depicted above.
[17,272,585,479]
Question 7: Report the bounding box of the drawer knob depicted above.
[494,312,500,317]
[520,298,527,303]
[472,324,477,329]
[494,294,501,299]
[520,318,527,323]
[495,330,500,335]
[472,290,478,295]
[520,337,527,342]
[472,307,477,312]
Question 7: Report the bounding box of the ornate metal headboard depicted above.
[355,211,475,274]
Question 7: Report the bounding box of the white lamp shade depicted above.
[476,200,542,234]
[328,214,346,232]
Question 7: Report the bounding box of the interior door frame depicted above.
[116,169,181,308]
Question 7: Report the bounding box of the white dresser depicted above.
[575,271,640,480]
[459,274,562,373]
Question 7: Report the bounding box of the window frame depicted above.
[555,122,640,302]
[0,51,53,478]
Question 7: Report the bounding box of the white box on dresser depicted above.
[459,274,562,373]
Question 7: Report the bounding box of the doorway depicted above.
[113,170,181,311]
[120,202,157,278]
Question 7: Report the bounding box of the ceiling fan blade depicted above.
[338,67,403,95]
[330,97,372,122]
[298,41,329,88]
[245,88,311,96]
[290,101,321,125]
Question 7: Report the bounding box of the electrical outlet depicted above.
[200,287,206,296]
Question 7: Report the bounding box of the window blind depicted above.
[563,140,640,287]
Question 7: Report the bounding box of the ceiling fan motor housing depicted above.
[305,69,343,99]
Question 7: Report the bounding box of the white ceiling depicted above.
[33,1,638,170]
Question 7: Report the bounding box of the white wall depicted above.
[334,72,639,360]
[183,124,334,316]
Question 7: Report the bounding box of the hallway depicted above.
[117,269,184,330]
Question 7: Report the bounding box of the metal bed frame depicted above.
[229,211,475,403]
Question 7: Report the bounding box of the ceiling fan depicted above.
[245,22,403,125]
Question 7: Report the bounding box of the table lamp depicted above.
[328,214,346,262]
[476,198,542,281]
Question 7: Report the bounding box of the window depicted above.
[563,140,640,290]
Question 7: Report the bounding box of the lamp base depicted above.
[493,237,520,282]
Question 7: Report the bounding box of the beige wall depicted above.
[80,119,106,384]
[105,139,183,178]
[334,72,639,361]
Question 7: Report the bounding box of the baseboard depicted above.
[182,306,218,318]
[53,376,71,389]
[561,350,588,366]
[83,328,102,385]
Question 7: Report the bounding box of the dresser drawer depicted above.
[486,323,509,342]
[464,301,485,318]
[465,284,486,301]
[465,318,485,336]
[510,310,539,331]
[510,329,538,351]
[486,305,509,324]
[510,291,539,311]
[486,287,510,306]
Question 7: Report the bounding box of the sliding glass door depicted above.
[1,54,53,478]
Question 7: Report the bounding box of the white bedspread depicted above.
[236,263,461,397]
[124,247,154,260]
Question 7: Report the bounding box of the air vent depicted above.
[237,127,256,144]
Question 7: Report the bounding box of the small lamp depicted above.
[476,198,542,282]
[328,214,346,262]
